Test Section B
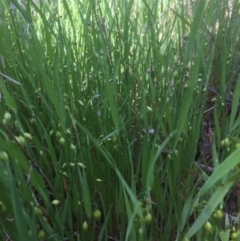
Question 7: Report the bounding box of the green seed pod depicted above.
[0,152,9,161]
[232,232,238,240]
[62,172,68,177]
[23,133,32,140]
[144,213,152,224]
[52,200,60,206]
[93,210,102,221]
[167,154,172,160]
[38,230,46,240]
[173,70,179,79]
[34,207,42,217]
[224,138,230,147]
[220,139,225,146]
[215,210,223,219]
[70,144,76,150]
[77,163,86,168]
[56,131,62,138]
[3,112,11,124]
[204,221,212,232]
[147,106,152,112]
[235,143,240,149]
[15,136,26,146]
[4,112,11,121]
[30,118,36,125]
[59,137,65,145]
[66,129,71,135]
[62,163,67,169]
[82,221,88,231]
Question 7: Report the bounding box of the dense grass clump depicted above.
[0,0,240,240]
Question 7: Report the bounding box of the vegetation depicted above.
[0,0,240,240]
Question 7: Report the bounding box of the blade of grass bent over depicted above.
[199,147,240,196]
[186,180,233,238]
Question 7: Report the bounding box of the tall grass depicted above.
[0,0,240,240]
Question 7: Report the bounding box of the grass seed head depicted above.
[70,144,76,150]
[214,209,223,219]
[30,118,36,125]
[15,136,26,146]
[204,221,212,232]
[59,137,65,145]
[235,143,240,149]
[56,131,62,138]
[147,106,152,112]
[82,221,88,231]
[0,152,9,161]
[52,200,60,205]
[34,207,42,217]
[3,112,11,124]
[38,230,46,240]
[23,133,32,140]
[93,210,102,221]
[144,213,152,224]
[231,232,238,240]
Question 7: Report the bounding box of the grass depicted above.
[0,0,240,240]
